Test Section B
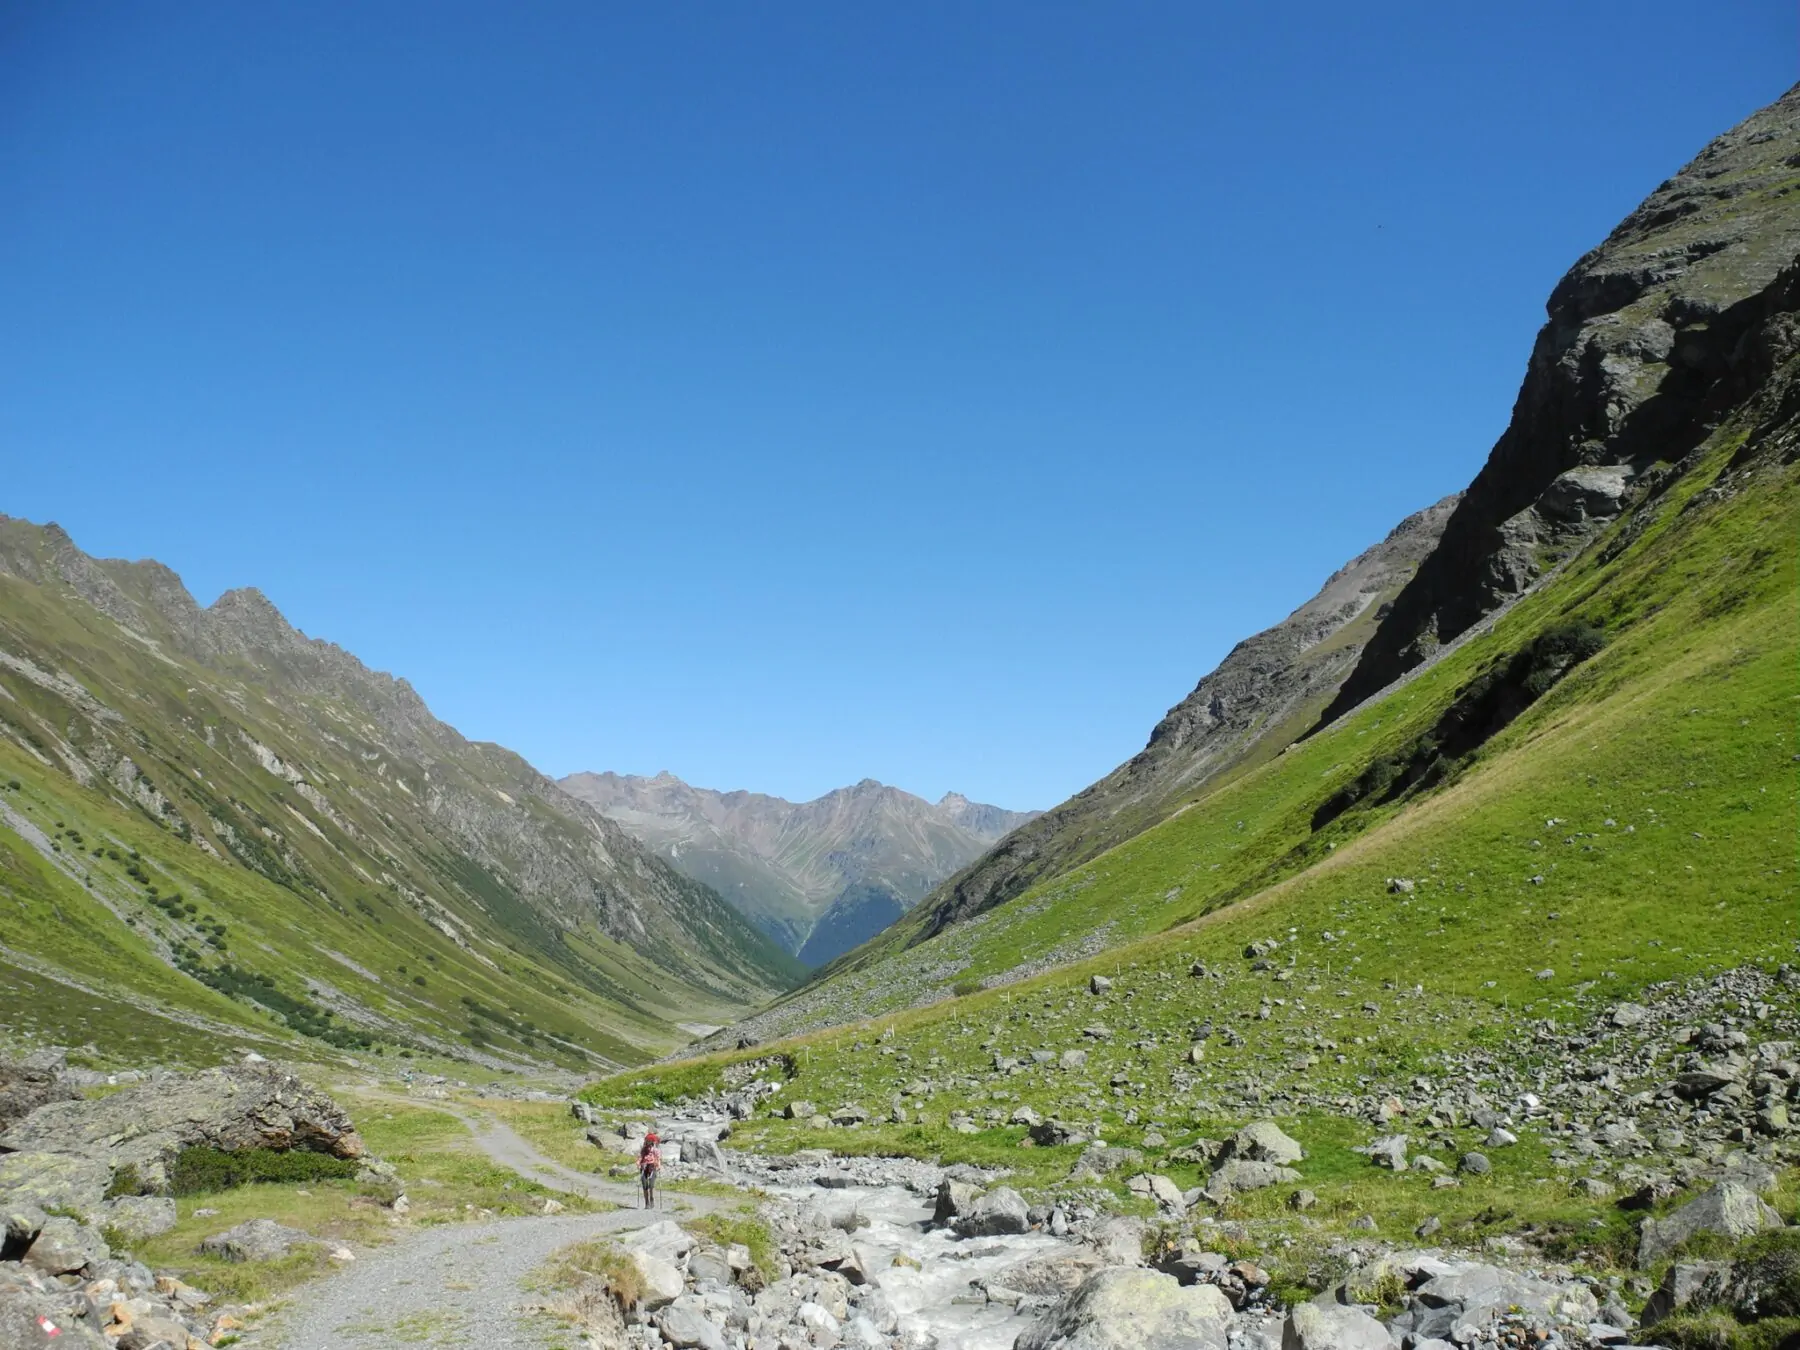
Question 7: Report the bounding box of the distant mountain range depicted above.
[558,772,1038,965]
[0,518,801,1070]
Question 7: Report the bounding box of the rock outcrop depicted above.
[0,1062,361,1195]
[1323,83,1800,720]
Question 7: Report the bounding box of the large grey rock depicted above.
[1642,1260,1731,1325]
[0,1057,80,1134]
[0,1285,109,1348]
[1283,1302,1394,1350]
[1016,1268,1233,1350]
[1407,1262,1599,1338]
[1127,1173,1187,1212]
[656,1293,726,1350]
[992,1250,1107,1297]
[99,1195,178,1242]
[934,1178,984,1225]
[955,1186,1030,1236]
[23,1215,108,1274]
[686,1246,733,1286]
[1367,1134,1408,1171]
[0,1151,111,1223]
[199,1218,317,1262]
[1538,465,1634,522]
[1203,1160,1299,1204]
[621,1219,696,1264]
[1639,1182,1785,1267]
[0,1062,362,1193]
[628,1251,685,1308]
[1227,1121,1304,1166]
[2,1201,46,1248]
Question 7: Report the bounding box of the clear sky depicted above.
[2,4,1791,810]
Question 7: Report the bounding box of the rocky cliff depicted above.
[1323,84,1800,720]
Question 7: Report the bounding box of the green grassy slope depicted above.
[582,397,1798,1265]
[0,522,800,1070]
[717,404,1795,1044]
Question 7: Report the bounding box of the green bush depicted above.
[1734,1230,1800,1319]
[168,1146,359,1196]
[104,1163,145,1199]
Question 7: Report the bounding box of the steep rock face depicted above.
[910,493,1458,939]
[561,770,1037,961]
[1324,85,1800,719]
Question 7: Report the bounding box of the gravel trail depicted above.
[273,1102,730,1349]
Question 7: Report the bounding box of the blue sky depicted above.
[2,4,1791,810]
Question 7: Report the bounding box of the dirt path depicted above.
[273,1099,729,1349]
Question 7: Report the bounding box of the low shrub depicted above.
[168,1146,359,1196]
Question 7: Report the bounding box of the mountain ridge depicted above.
[895,489,1460,947]
[0,516,800,1069]
[559,769,1037,964]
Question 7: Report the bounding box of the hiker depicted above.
[638,1130,661,1208]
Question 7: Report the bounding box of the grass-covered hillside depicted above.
[0,519,800,1071]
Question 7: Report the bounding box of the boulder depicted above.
[199,1218,317,1263]
[621,1220,696,1265]
[686,1246,733,1286]
[1058,1050,1088,1071]
[0,1062,361,1193]
[802,1196,869,1234]
[629,1251,686,1308]
[1089,975,1112,995]
[1203,1160,1299,1204]
[23,1216,108,1274]
[1539,464,1634,522]
[993,1250,1107,1297]
[100,1195,178,1241]
[955,1186,1030,1236]
[1404,1262,1598,1339]
[1030,1118,1087,1146]
[784,1100,817,1120]
[1727,1229,1800,1318]
[1227,1121,1304,1166]
[0,1151,111,1223]
[1639,1182,1785,1267]
[1016,1268,1233,1350]
[1367,1134,1408,1171]
[656,1293,726,1350]
[0,1286,109,1348]
[1126,1174,1187,1212]
[0,1056,80,1134]
[933,1178,984,1225]
[2,1201,46,1248]
[1073,1145,1143,1178]
[1642,1260,1731,1325]
[1282,1302,1394,1350]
